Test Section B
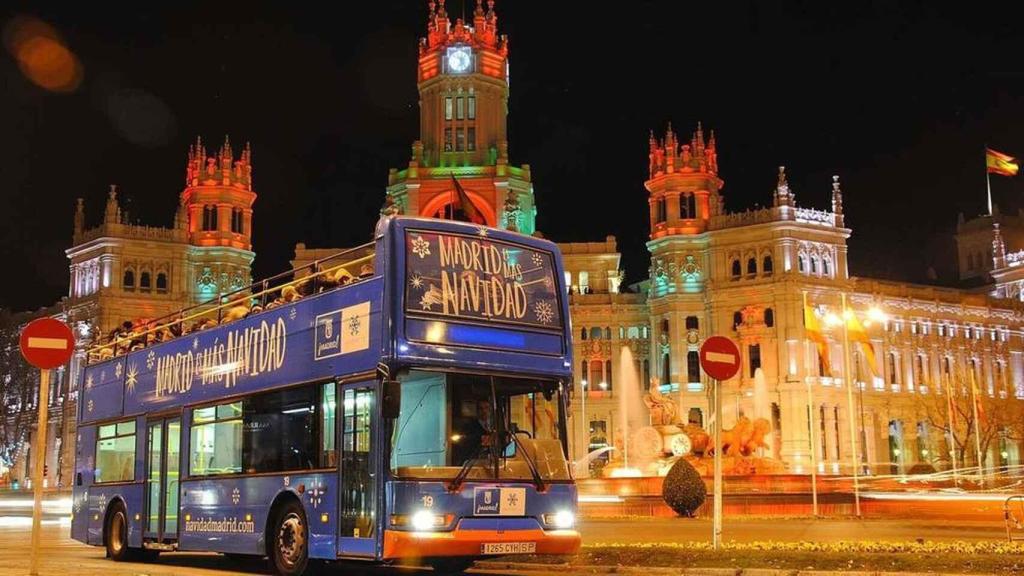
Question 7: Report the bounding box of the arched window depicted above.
[579,271,590,293]
[687,350,700,383]
[202,205,218,231]
[823,258,832,277]
[680,193,696,219]
[605,360,613,390]
[590,360,603,391]
[798,254,807,273]
[731,259,741,279]
[810,256,819,275]
[604,327,612,339]
[747,257,757,276]
[580,328,587,341]
[231,208,244,234]
[139,271,151,291]
[656,197,667,223]
[590,327,603,340]
[688,407,704,427]
[888,353,899,385]
[156,272,168,293]
[763,255,774,275]
[685,316,699,330]
[661,352,671,386]
[733,310,743,329]
[123,268,135,290]
[765,308,774,327]
[661,318,670,334]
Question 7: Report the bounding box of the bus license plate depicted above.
[481,542,536,555]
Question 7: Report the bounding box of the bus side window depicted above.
[322,382,337,467]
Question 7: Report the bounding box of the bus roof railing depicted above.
[85,241,376,365]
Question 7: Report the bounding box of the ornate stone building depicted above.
[300,1,1024,478]
[10,137,256,487]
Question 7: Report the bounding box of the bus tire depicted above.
[104,502,131,562]
[429,558,474,575]
[270,500,309,576]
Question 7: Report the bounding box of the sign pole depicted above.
[30,368,50,576]
[712,376,722,550]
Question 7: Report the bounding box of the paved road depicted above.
[0,516,1013,576]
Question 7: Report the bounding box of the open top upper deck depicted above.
[78,216,573,425]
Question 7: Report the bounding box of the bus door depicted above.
[145,416,181,544]
[338,383,377,557]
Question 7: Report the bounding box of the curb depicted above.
[472,561,995,576]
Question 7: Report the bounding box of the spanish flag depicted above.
[803,303,832,376]
[970,368,988,427]
[450,174,486,225]
[846,313,880,378]
[986,148,1019,177]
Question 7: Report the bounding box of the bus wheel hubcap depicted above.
[278,513,305,566]
[111,513,124,553]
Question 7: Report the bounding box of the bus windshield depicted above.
[389,370,571,483]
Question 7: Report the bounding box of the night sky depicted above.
[3,2,1024,312]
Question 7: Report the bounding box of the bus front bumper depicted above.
[382,526,582,559]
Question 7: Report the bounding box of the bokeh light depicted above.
[4,15,82,93]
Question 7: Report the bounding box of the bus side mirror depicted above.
[382,379,401,419]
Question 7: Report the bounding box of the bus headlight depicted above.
[391,510,450,531]
[412,510,447,531]
[543,510,574,529]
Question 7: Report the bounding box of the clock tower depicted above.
[385,0,537,234]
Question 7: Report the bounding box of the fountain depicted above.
[615,345,647,476]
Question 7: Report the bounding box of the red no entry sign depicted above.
[20,318,75,369]
[699,335,741,381]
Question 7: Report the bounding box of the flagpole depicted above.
[986,145,993,216]
[840,293,861,517]
[802,290,819,518]
[969,366,984,486]
[943,371,958,487]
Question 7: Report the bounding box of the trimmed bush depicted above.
[907,462,937,475]
[662,458,707,517]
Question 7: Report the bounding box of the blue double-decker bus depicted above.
[71,216,580,575]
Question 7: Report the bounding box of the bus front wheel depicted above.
[270,501,309,576]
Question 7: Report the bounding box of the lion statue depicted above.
[708,416,771,457]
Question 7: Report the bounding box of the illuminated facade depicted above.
[11,137,255,487]
[293,2,1024,477]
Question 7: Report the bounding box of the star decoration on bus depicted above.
[85,374,93,389]
[505,492,520,507]
[348,315,361,337]
[192,337,200,350]
[410,274,424,289]
[231,487,241,505]
[97,493,107,511]
[411,235,431,259]
[146,350,156,371]
[114,362,122,378]
[534,301,554,324]
[125,362,139,395]
[87,399,94,413]
[420,285,442,311]
[290,307,297,321]
[477,227,489,237]
[531,253,544,267]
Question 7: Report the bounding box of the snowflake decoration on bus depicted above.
[85,374,93,390]
[531,253,544,267]
[410,274,424,289]
[125,362,139,395]
[289,307,297,321]
[146,350,156,371]
[73,494,83,514]
[87,399,94,413]
[231,487,241,505]
[97,493,107,511]
[114,362,123,378]
[308,481,325,509]
[534,301,554,324]
[477,227,489,237]
[411,235,431,259]
[348,315,361,337]
[192,337,199,350]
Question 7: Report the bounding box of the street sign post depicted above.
[699,335,741,551]
[19,318,75,576]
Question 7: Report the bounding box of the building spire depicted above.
[104,184,120,224]
[993,222,1007,269]
[74,198,85,237]
[831,174,844,226]
[773,166,794,208]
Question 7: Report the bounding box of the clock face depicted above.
[447,47,471,73]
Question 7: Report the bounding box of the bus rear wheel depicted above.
[105,504,130,561]
[429,558,474,575]
[270,501,309,576]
